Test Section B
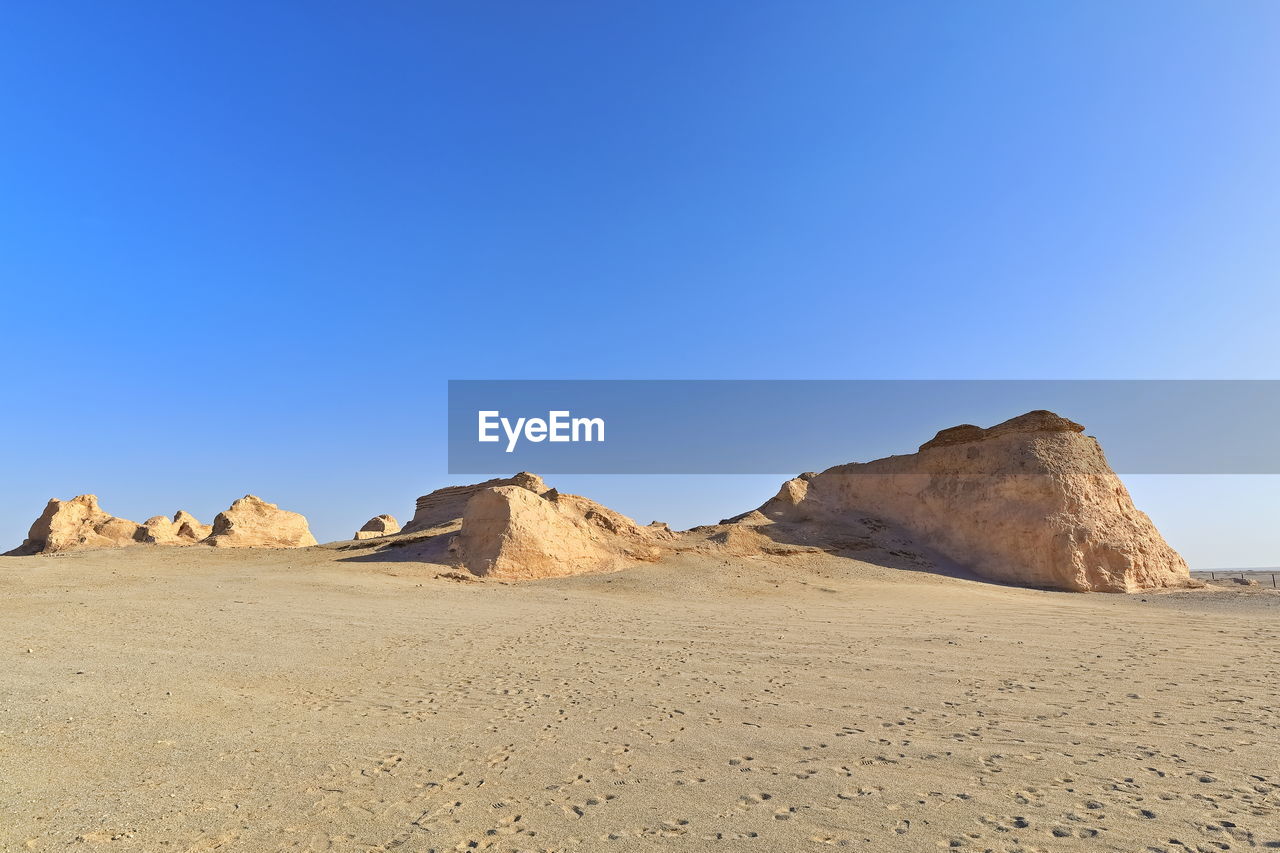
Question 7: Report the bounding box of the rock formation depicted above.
[402,473,548,533]
[3,497,218,555]
[3,413,1195,594]
[177,511,212,541]
[354,514,400,540]
[346,473,669,577]
[4,495,145,555]
[140,511,212,545]
[202,495,317,548]
[451,485,669,580]
[745,410,1191,592]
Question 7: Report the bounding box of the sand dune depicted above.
[2,545,1276,851]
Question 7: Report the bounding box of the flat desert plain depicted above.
[1,546,1277,852]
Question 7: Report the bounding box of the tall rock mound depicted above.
[354,514,400,540]
[4,495,145,555]
[750,410,1191,593]
[203,495,317,548]
[402,473,548,534]
[452,485,672,580]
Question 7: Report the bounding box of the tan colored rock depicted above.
[141,511,211,545]
[916,409,1085,450]
[452,485,665,580]
[402,473,548,534]
[772,473,814,507]
[4,496,220,555]
[552,493,662,539]
[4,495,144,555]
[354,514,400,540]
[174,511,213,542]
[750,410,1191,592]
[203,495,317,548]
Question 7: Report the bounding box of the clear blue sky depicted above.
[2,1,1278,566]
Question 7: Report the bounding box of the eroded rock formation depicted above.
[746,410,1191,592]
[4,497,217,555]
[140,511,212,545]
[203,495,317,548]
[451,484,669,580]
[402,473,548,534]
[3,413,1196,593]
[354,514,400,540]
[4,495,144,555]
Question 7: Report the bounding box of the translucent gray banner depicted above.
[447,380,1280,475]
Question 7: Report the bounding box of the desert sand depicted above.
[2,543,1277,852]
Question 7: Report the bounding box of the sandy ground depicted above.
[1,545,1277,852]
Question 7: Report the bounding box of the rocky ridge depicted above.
[6,494,315,554]
[5,411,1197,592]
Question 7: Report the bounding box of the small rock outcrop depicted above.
[4,495,144,555]
[403,473,548,533]
[354,514,400,540]
[747,410,1191,592]
[203,495,317,548]
[451,484,671,580]
[177,511,213,541]
[140,511,212,545]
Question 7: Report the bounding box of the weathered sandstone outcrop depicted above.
[451,484,671,580]
[175,511,212,540]
[402,473,548,534]
[141,511,212,545]
[4,495,145,555]
[747,410,1191,592]
[3,497,216,555]
[203,495,317,548]
[354,514,400,540]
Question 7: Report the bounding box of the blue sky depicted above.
[2,2,1278,565]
